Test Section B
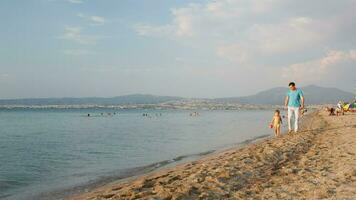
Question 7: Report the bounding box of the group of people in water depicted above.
[84,82,311,140]
[142,113,162,117]
[190,112,200,116]
[86,112,203,118]
[87,112,117,117]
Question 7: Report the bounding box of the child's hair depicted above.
[275,110,280,114]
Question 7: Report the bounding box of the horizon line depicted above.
[0,85,353,100]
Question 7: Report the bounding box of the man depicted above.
[284,82,305,133]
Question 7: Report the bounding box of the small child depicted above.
[270,110,283,137]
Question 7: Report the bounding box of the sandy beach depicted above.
[69,110,356,200]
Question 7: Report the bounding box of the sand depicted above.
[69,110,356,200]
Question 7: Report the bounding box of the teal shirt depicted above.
[287,89,304,107]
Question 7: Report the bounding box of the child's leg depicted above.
[277,126,281,136]
[274,128,278,136]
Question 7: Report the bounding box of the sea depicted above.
[0,108,279,199]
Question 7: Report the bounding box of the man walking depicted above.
[285,82,305,133]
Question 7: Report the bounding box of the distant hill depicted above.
[214,85,355,105]
[0,85,353,106]
[0,94,184,105]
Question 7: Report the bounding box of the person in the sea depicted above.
[270,110,283,137]
[284,82,305,133]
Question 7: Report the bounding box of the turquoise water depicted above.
[0,109,274,199]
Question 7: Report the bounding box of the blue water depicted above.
[0,109,275,199]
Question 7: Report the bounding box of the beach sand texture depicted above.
[70,110,356,200]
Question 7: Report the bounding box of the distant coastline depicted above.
[0,85,354,107]
[0,102,324,110]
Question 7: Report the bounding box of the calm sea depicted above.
[0,109,276,199]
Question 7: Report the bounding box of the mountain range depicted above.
[0,94,183,106]
[214,85,355,105]
[0,85,354,105]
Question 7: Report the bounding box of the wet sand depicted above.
[69,110,356,200]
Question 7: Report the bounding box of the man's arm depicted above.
[300,96,305,109]
[284,96,289,109]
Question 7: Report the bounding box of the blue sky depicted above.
[0,0,355,99]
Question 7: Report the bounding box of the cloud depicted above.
[0,73,9,78]
[67,0,83,4]
[247,17,322,53]
[135,0,355,65]
[135,24,174,37]
[217,44,250,64]
[216,16,326,64]
[0,73,10,81]
[77,13,108,26]
[135,1,283,38]
[63,49,95,56]
[59,26,100,45]
[90,16,107,25]
[282,50,356,83]
[46,0,85,4]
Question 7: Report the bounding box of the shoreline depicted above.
[2,109,275,200]
[35,134,271,200]
[66,111,316,200]
[68,110,356,199]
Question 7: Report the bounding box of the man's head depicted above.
[288,82,296,90]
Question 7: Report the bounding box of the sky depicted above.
[0,0,355,99]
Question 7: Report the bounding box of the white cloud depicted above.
[248,17,322,53]
[77,13,108,26]
[135,3,203,38]
[282,50,356,83]
[90,16,107,25]
[77,13,85,18]
[217,44,250,64]
[59,26,100,45]
[134,0,283,38]
[63,49,95,56]
[135,24,174,37]
[67,0,83,4]
[0,73,9,78]
[216,17,325,63]
[0,73,10,81]
[135,0,355,65]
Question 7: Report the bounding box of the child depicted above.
[270,110,283,137]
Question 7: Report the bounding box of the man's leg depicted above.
[294,107,300,132]
[287,107,293,132]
